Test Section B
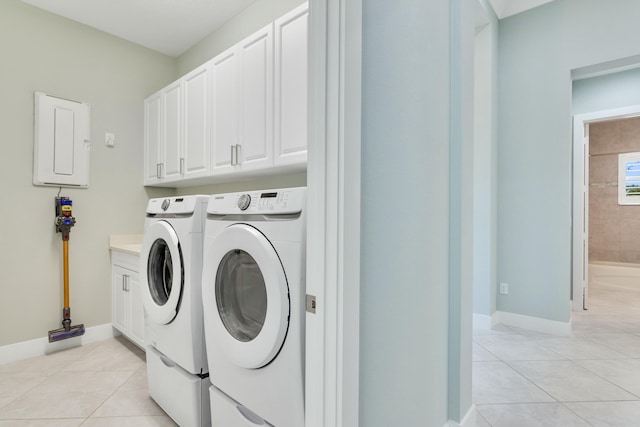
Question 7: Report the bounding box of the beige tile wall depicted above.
[589,117,640,263]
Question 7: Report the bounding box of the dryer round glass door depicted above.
[216,249,268,342]
[202,224,289,369]
[140,221,184,325]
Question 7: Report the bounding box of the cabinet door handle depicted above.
[156,163,161,179]
[180,157,185,175]
[235,144,242,165]
[123,274,130,292]
[230,145,236,166]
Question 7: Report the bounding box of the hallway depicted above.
[474,284,640,426]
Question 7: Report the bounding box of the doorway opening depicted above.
[572,106,640,316]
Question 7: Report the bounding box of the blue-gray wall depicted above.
[573,68,640,115]
[473,0,499,318]
[360,0,474,425]
[498,0,640,323]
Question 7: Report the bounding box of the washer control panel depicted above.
[208,187,306,215]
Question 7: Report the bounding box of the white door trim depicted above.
[572,104,640,312]
[306,0,362,426]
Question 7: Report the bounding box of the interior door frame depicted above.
[305,0,362,426]
[572,104,640,312]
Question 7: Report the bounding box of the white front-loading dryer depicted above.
[202,187,306,427]
[140,195,211,427]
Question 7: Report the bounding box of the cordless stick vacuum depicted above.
[48,196,85,343]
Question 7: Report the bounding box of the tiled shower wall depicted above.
[590,116,640,263]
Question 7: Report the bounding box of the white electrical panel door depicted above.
[33,92,90,188]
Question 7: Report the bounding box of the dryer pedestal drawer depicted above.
[147,346,211,427]
[210,385,274,427]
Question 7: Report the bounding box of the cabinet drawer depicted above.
[111,250,140,272]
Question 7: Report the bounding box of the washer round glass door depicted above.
[140,221,183,325]
[203,224,289,369]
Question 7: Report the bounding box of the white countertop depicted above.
[109,234,143,256]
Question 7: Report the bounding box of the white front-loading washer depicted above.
[202,187,306,427]
[140,195,211,427]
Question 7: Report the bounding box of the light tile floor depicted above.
[475,285,640,427]
[0,336,176,426]
[2,284,639,426]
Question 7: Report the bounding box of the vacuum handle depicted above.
[55,197,76,241]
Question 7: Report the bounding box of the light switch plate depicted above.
[105,132,115,147]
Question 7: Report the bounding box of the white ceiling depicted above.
[20,0,256,57]
[20,0,554,58]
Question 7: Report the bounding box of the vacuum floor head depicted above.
[48,324,85,343]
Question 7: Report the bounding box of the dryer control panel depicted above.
[207,187,306,215]
[146,195,208,215]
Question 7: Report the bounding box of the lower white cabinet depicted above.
[111,250,145,348]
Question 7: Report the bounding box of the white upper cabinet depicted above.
[144,82,182,185]
[274,3,309,167]
[237,24,274,172]
[144,3,308,187]
[211,45,239,175]
[162,80,182,182]
[144,91,162,185]
[144,62,211,186]
[211,25,273,177]
[183,64,211,180]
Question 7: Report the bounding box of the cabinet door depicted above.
[144,91,162,185]
[183,64,211,180]
[128,271,145,348]
[274,4,308,167]
[112,266,129,334]
[211,46,239,175]
[237,24,273,171]
[162,81,182,181]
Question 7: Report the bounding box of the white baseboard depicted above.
[473,311,571,336]
[473,313,493,330]
[447,405,476,427]
[494,311,571,336]
[0,323,118,365]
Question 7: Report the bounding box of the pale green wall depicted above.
[498,0,640,323]
[177,0,306,75]
[177,173,306,196]
[0,0,309,348]
[0,0,176,346]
